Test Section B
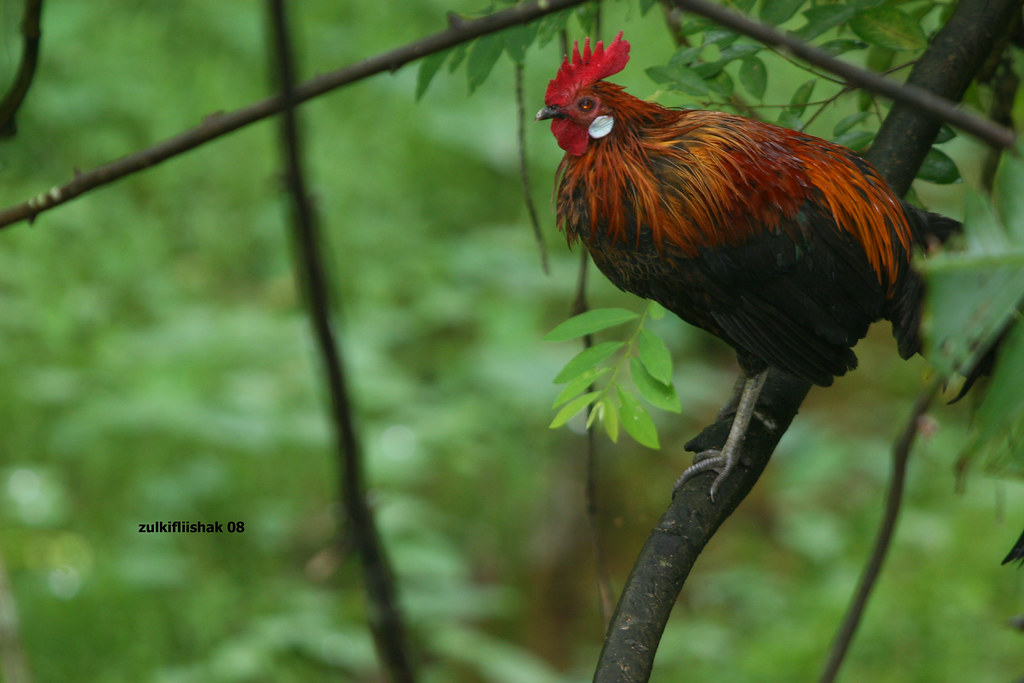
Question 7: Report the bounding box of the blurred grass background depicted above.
[0,0,1022,681]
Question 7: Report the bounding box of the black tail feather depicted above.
[1003,528,1024,566]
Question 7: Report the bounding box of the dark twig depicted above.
[818,379,941,683]
[266,2,415,681]
[514,62,549,275]
[581,257,616,626]
[571,247,615,625]
[0,0,594,230]
[666,0,1017,151]
[0,549,31,683]
[593,0,1019,680]
[0,0,43,138]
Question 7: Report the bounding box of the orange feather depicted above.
[554,83,914,294]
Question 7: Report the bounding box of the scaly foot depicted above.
[672,370,767,501]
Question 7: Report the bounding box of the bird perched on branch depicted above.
[537,33,962,499]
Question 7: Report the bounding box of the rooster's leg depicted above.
[673,369,768,501]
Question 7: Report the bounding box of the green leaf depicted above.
[637,329,673,384]
[833,111,870,137]
[631,358,682,413]
[669,45,703,65]
[849,7,927,51]
[795,5,858,41]
[466,34,505,94]
[704,28,740,46]
[920,190,1024,378]
[859,45,895,110]
[788,80,816,116]
[934,123,957,144]
[994,140,1024,241]
[646,64,708,96]
[549,391,600,429]
[648,301,667,320]
[916,147,962,184]
[677,16,717,36]
[536,10,570,47]
[502,23,537,65]
[617,386,660,448]
[979,334,1024,424]
[704,70,734,97]
[831,130,875,152]
[971,323,1024,473]
[552,367,610,408]
[416,49,450,100]
[600,396,620,442]
[447,42,468,73]
[574,3,600,33]
[759,0,805,26]
[739,56,767,99]
[818,39,868,56]
[777,110,804,131]
[552,341,625,383]
[544,308,639,342]
[717,43,761,63]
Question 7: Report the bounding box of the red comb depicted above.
[545,32,630,106]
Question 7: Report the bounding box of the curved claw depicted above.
[672,447,740,501]
[671,370,768,502]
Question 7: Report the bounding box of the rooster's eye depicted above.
[578,97,595,111]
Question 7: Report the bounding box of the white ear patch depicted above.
[588,115,614,139]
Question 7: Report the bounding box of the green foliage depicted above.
[848,6,928,51]
[920,139,1024,475]
[547,303,680,448]
[2,1,1020,681]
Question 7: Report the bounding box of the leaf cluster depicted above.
[644,0,964,184]
[546,303,681,448]
[919,139,1024,476]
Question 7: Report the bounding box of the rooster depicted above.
[536,33,962,500]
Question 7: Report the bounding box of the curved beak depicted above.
[535,105,561,122]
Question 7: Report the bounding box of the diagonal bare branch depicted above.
[266,1,416,680]
[0,0,594,230]
[667,0,1016,151]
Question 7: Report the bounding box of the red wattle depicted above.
[551,119,588,156]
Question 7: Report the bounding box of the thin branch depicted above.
[570,244,615,625]
[0,0,593,230]
[666,0,1017,151]
[514,62,549,275]
[266,2,416,681]
[0,0,1016,232]
[0,0,43,137]
[0,548,31,683]
[817,378,941,683]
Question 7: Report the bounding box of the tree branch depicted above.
[593,0,1021,680]
[0,548,31,683]
[818,379,941,683]
[266,2,416,681]
[0,0,594,230]
[515,62,550,275]
[0,0,43,138]
[667,0,1017,151]
[869,0,1024,195]
[1,0,1017,233]
[594,370,810,683]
